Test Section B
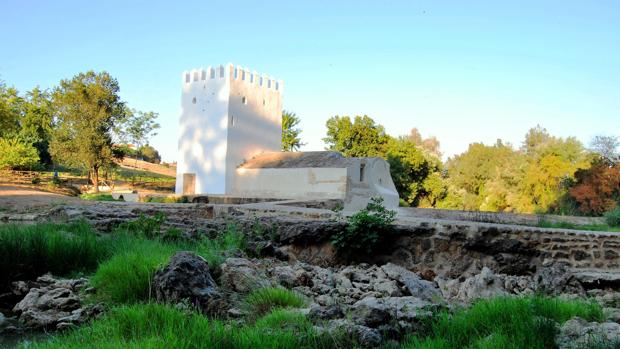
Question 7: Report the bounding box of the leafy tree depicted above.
[569,160,620,215]
[138,144,161,164]
[0,137,40,170]
[20,87,54,165]
[0,81,23,138]
[323,115,389,157]
[49,71,126,192]
[590,135,619,163]
[115,109,160,155]
[281,110,304,151]
[386,137,445,206]
[408,128,441,157]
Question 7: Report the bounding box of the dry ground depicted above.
[0,185,89,213]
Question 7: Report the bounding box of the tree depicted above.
[323,115,389,157]
[50,71,126,192]
[116,109,160,155]
[386,137,445,206]
[569,160,620,215]
[281,110,304,151]
[20,87,54,165]
[0,81,23,138]
[0,137,39,170]
[408,128,441,157]
[590,135,619,162]
[138,144,161,164]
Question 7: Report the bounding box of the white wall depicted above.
[176,64,283,195]
[232,167,348,199]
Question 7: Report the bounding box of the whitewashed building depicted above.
[175,63,399,209]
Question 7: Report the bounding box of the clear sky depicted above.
[1,0,618,162]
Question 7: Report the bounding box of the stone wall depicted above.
[399,207,605,226]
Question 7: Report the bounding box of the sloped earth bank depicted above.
[3,203,620,347]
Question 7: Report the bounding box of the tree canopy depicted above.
[281,110,304,151]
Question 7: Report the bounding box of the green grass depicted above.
[142,195,190,203]
[398,296,605,349]
[79,193,122,201]
[115,167,176,183]
[27,303,346,349]
[537,220,620,232]
[245,287,307,318]
[91,225,246,304]
[0,221,113,291]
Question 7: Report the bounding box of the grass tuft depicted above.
[79,193,122,201]
[245,287,307,318]
[0,221,111,291]
[399,296,604,349]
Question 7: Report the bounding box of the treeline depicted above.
[323,115,620,216]
[0,72,160,191]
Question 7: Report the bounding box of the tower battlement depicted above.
[182,63,283,93]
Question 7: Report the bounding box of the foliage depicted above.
[79,193,122,201]
[282,110,305,151]
[399,296,604,349]
[0,80,23,138]
[605,206,620,227]
[569,160,620,215]
[138,144,162,164]
[19,87,54,165]
[590,135,619,163]
[245,287,307,317]
[0,221,111,291]
[0,136,40,170]
[323,115,390,157]
[143,195,189,203]
[332,197,396,259]
[114,109,160,155]
[28,303,345,349]
[116,212,167,239]
[386,137,446,206]
[407,128,441,157]
[49,71,126,191]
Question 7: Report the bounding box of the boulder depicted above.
[556,317,620,349]
[350,296,431,328]
[12,275,94,330]
[534,264,585,296]
[455,267,507,302]
[323,319,382,348]
[309,303,344,320]
[219,258,271,293]
[381,263,441,302]
[153,252,218,309]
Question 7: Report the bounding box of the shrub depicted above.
[400,296,604,349]
[28,303,343,349]
[79,193,122,201]
[0,221,111,291]
[245,287,306,317]
[116,212,166,238]
[331,197,396,259]
[605,206,620,227]
[0,136,40,170]
[143,195,189,203]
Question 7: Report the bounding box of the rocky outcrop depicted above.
[11,275,102,330]
[556,317,620,349]
[153,252,219,311]
[219,258,272,293]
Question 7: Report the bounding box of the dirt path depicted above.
[0,185,88,213]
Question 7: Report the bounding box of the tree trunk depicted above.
[93,166,99,193]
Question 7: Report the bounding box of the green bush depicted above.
[0,136,40,170]
[0,221,111,291]
[605,206,620,227]
[28,303,343,349]
[245,287,306,317]
[399,296,604,349]
[143,195,189,203]
[116,212,166,238]
[79,193,122,201]
[331,197,396,259]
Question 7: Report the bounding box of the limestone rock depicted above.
[455,267,507,302]
[219,258,271,293]
[381,263,441,302]
[556,317,620,349]
[153,251,218,308]
[323,319,382,348]
[350,296,430,328]
[534,264,585,296]
[309,303,344,320]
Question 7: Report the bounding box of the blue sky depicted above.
[1,0,619,162]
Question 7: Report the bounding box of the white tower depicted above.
[176,64,283,195]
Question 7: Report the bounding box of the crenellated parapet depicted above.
[182,63,283,93]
